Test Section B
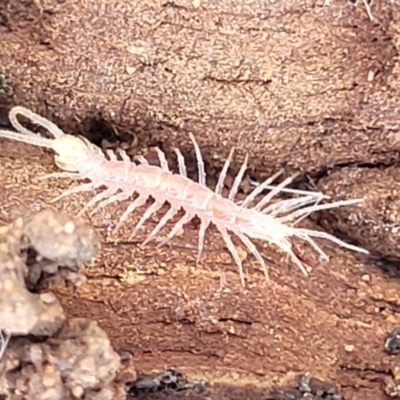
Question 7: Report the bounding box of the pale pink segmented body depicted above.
[0,106,368,286]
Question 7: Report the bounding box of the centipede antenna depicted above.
[10,106,65,139]
[0,130,55,148]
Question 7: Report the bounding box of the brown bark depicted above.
[1,0,400,399]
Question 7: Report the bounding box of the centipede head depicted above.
[51,135,89,172]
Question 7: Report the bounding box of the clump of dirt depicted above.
[125,370,348,400]
[0,209,125,400]
[18,208,99,291]
[1,319,123,400]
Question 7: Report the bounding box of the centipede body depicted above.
[0,106,369,286]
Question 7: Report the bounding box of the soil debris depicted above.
[126,368,207,398]
[385,330,400,355]
[0,209,126,400]
[0,319,123,400]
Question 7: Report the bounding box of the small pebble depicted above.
[64,221,76,234]
[361,274,370,282]
[344,344,355,352]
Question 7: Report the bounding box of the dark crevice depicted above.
[218,318,253,326]
[339,364,390,376]
[293,158,399,188]
[202,75,273,86]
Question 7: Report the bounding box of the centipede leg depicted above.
[39,172,82,180]
[235,232,269,281]
[189,133,206,186]
[50,182,97,204]
[142,207,179,246]
[114,195,148,234]
[298,235,329,262]
[79,187,120,217]
[241,169,284,208]
[128,201,164,240]
[154,147,170,171]
[279,242,309,277]
[174,148,187,177]
[156,212,194,248]
[217,227,246,287]
[196,218,210,265]
[0,329,10,363]
[291,239,317,270]
[228,153,248,201]
[215,148,234,195]
[90,191,132,215]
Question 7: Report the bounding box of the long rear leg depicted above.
[254,173,300,211]
[298,234,329,261]
[278,198,365,224]
[263,195,321,217]
[217,226,246,287]
[294,228,368,255]
[291,195,323,226]
[241,169,285,208]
